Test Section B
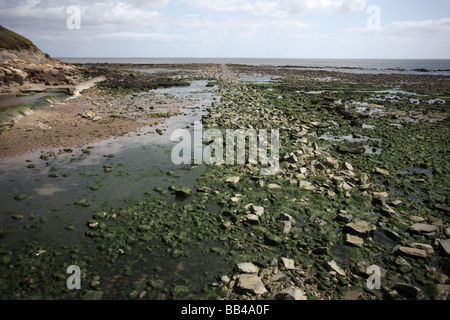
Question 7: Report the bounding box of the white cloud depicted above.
[281,0,367,15]
[388,18,450,34]
[95,31,182,41]
[349,17,450,35]
[183,0,280,16]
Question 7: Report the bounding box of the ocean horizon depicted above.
[58,57,450,75]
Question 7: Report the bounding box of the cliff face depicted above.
[0,26,79,90]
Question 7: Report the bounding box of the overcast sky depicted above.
[0,0,449,59]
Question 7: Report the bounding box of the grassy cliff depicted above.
[0,25,38,51]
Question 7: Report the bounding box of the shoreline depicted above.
[0,62,448,300]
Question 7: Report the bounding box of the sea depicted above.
[58,58,450,76]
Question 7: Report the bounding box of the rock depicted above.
[237,274,267,295]
[281,220,292,234]
[275,287,307,300]
[409,243,434,255]
[339,181,353,190]
[380,205,396,217]
[325,260,346,276]
[235,262,259,274]
[267,183,281,189]
[245,214,260,224]
[434,203,450,214]
[36,122,51,130]
[340,142,365,154]
[172,186,192,197]
[336,213,353,223]
[344,220,376,238]
[397,246,428,258]
[11,215,24,220]
[409,223,439,237]
[81,111,96,120]
[393,283,423,299]
[374,167,390,176]
[226,176,240,184]
[437,239,450,257]
[250,205,264,216]
[269,272,287,282]
[345,234,364,247]
[344,290,362,300]
[344,162,354,171]
[299,180,315,190]
[281,257,296,270]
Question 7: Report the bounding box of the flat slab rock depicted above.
[237,274,267,295]
[235,262,259,274]
[409,223,439,236]
[344,220,376,237]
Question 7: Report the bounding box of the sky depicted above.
[0,0,449,59]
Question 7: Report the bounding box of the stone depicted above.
[82,111,96,120]
[11,215,24,220]
[251,205,264,216]
[299,180,315,190]
[237,274,267,295]
[397,246,428,258]
[437,239,450,257]
[409,223,439,237]
[344,290,362,300]
[235,262,259,274]
[345,234,364,247]
[374,167,389,176]
[393,283,423,299]
[380,205,396,217]
[267,183,281,189]
[339,181,353,190]
[245,214,260,224]
[281,220,292,234]
[281,257,296,270]
[344,162,354,171]
[326,260,346,276]
[275,287,307,300]
[226,176,240,184]
[344,220,376,237]
[269,272,287,282]
[409,243,434,255]
[173,186,192,197]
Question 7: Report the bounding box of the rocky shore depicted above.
[0,62,448,301]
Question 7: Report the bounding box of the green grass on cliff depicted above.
[0,25,37,51]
